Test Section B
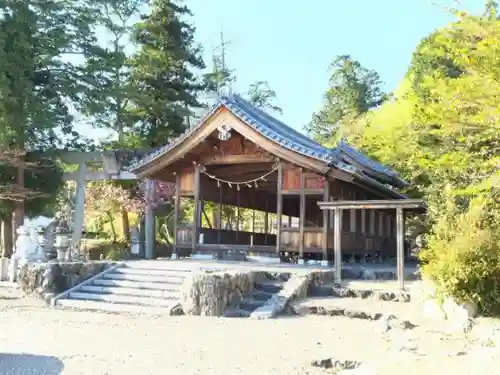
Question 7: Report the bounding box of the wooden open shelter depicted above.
[130,94,414,262]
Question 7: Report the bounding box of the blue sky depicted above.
[187,0,484,132]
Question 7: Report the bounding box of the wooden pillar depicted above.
[396,207,405,290]
[329,196,334,229]
[350,192,356,232]
[235,188,240,243]
[385,214,391,237]
[70,162,88,261]
[192,164,201,254]
[276,162,283,255]
[299,168,305,260]
[264,195,269,245]
[217,184,222,244]
[144,179,155,259]
[322,178,329,262]
[173,173,181,259]
[370,211,375,235]
[378,212,384,236]
[361,210,366,233]
[334,208,342,284]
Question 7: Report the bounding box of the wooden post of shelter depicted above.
[396,207,405,289]
[333,208,342,284]
[317,199,425,290]
[275,162,283,256]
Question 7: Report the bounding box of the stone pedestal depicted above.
[0,257,9,281]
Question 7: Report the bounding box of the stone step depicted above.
[68,292,178,307]
[251,290,274,301]
[124,261,195,271]
[102,273,185,284]
[116,267,191,277]
[92,279,182,290]
[223,308,251,318]
[55,298,176,315]
[254,280,285,294]
[239,298,267,312]
[80,285,180,299]
[311,285,411,302]
[292,297,389,321]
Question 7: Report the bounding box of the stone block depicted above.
[0,258,9,281]
[180,270,258,316]
[17,261,114,302]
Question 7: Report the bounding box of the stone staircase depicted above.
[224,272,290,318]
[53,263,192,314]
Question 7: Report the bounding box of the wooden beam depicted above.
[317,199,426,211]
[207,163,273,176]
[396,207,405,290]
[299,168,305,260]
[322,178,329,262]
[334,208,342,285]
[192,164,201,254]
[201,153,275,165]
[63,170,137,182]
[276,162,283,255]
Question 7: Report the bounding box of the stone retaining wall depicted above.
[17,261,115,303]
[180,269,263,316]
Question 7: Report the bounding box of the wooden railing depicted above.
[177,225,395,256]
[279,227,394,255]
[176,226,276,247]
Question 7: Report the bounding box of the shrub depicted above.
[420,195,500,315]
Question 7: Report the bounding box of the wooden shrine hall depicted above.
[130,94,418,264]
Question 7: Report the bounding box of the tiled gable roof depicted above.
[129,94,408,190]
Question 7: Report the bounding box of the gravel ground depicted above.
[0,286,499,375]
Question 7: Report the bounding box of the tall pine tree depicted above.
[306,55,387,145]
[129,0,205,147]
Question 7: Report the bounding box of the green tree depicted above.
[341,7,500,313]
[246,81,282,114]
[0,1,99,255]
[80,0,146,143]
[128,0,205,147]
[306,55,387,145]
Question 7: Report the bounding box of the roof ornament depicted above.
[217,122,232,141]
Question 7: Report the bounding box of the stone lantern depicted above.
[55,226,72,261]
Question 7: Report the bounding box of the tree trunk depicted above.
[13,161,24,242]
[121,206,130,241]
[107,211,117,243]
[2,213,14,258]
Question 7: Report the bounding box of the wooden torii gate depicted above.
[57,150,157,259]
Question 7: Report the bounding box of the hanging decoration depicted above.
[202,163,279,190]
[217,122,232,141]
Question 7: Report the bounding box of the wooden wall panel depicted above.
[203,132,275,164]
[304,172,325,190]
[283,166,325,191]
[283,167,301,191]
[179,167,194,194]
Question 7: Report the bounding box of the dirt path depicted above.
[0,288,498,375]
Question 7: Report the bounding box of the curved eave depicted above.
[129,102,225,174]
[334,141,409,188]
[221,95,336,165]
[353,173,407,199]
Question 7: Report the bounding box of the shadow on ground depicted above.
[0,353,64,374]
